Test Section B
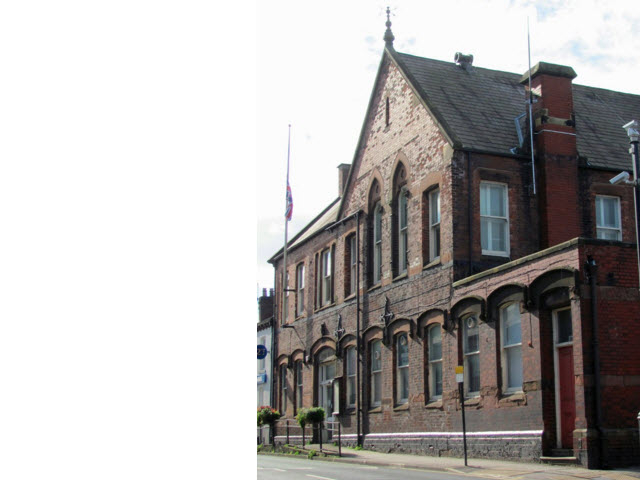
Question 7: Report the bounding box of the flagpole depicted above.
[281,124,292,326]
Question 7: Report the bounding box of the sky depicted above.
[256,0,640,293]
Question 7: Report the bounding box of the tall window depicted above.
[398,191,409,274]
[345,234,357,297]
[296,264,305,317]
[318,350,336,416]
[280,364,288,413]
[346,346,356,408]
[322,249,331,305]
[370,340,382,407]
[429,189,441,261]
[596,195,621,240]
[500,303,523,393]
[480,182,509,256]
[317,248,333,308]
[295,361,303,410]
[427,325,443,400]
[463,315,480,396]
[396,333,409,404]
[373,204,382,284]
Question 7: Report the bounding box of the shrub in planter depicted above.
[305,407,325,444]
[257,406,281,444]
[296,408,309,446]
[257,406,281,427]
[306,407,325,425]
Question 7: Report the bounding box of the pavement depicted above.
[259,443,640,480]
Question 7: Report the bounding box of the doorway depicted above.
[553,307,575,449]
[317,349,336,441]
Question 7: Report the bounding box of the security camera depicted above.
[610,171,630,185]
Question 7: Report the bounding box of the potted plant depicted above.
[296,408,309,447]
[257,406,281,445]
[305,407,325,445]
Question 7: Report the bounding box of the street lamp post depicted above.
[622,120,640,290]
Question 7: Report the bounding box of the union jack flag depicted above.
[285,182,293,221]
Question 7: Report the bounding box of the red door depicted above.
[558,346,575,448]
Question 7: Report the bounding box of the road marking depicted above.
[306,475,336,480]
[273,468,286,472]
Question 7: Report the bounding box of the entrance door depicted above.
[554,308,575,449]
[318,358,336,440]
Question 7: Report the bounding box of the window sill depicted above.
[367,284,382,293]
[368,406,382,414]
[344,293,356,302]
[481,251,510,259]
[462,396,481,407]
[393,272,408,282]
[425,399,443,409]
[314,303,335,314]
[423,258,441,270]
[295,314,305,321]
[498,392,526,407]
[393,402,409,412]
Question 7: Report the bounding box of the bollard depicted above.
[286,420,290,445]
[319,423,323,452]
[338,422,342,457]
[302,424,305,448]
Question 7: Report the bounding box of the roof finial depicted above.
[384,6,395,49]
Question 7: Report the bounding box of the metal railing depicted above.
[272,420,342,457]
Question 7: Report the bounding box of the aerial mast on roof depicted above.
[527,17,537,195]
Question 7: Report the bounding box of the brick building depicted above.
[266,20,640,468]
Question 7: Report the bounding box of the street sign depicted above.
[257,344,268,360]
[456,365,464,383]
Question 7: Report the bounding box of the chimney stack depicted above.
[520,62,580,247]
[337,163,351,197]
[258,289,274,322]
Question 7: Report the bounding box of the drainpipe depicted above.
[467,151,473,276]
[587,256,604,468]
[356,211,362,447]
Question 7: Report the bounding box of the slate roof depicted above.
[268,198,340,263]
[393,51,640,171]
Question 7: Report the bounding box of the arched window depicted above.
[500,303,523,393]
[280,363,288,414]
[368,180,383,286]
[369,339,382,407]
[345,346,357,408]
[462,315,480,397]
[395,333,409,404]
[295,360,304,411]
[392,163,409,277]
[427,324,443,400]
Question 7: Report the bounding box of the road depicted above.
[258,455,489,480]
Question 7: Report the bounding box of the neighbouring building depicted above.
[257,289,274,444]
[266,16,640,468]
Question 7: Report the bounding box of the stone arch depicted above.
[417,308,447,337]
[450,295,486,330]
[487,283,527,325]
[365,170,384,215]
[529,268,578,310]
[310,336,337,358]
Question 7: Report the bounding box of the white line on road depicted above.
[306,475,336,480]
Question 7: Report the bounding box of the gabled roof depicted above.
[391,50,640,171]
[272,48,640,260]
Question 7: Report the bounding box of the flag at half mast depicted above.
[285,181,293,221]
